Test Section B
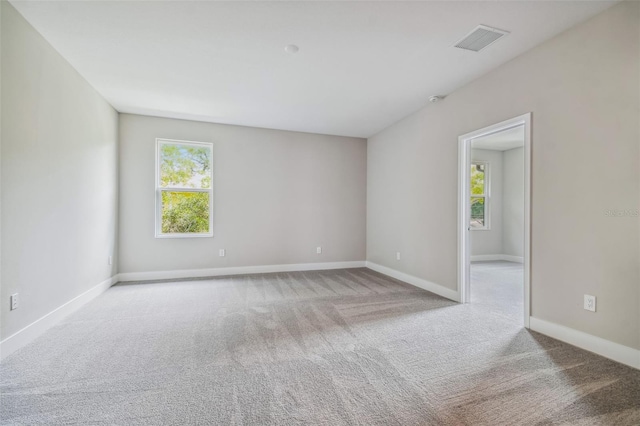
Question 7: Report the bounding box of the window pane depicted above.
[160,143,211,189]
[161,191,210,234]
[470,197,485,228]
[470,163,485,195]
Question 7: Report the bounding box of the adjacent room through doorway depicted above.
[470,125,525,320]
[458,113,531,328]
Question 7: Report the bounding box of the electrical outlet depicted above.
[316,246,322,254]
[10,294,18,311]
[108,256,113,265]
[219,249,226,257]
[396,252,401,261]
[584,294,596,312]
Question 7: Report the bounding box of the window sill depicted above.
[155,233,214,239]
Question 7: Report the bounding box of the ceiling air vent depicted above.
[454,25,509,52]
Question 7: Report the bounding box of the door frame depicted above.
[457,113,532,328]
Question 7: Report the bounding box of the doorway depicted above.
[458,113,531,327]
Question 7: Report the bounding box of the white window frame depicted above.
[470,161,490,231]
[155,138,214,239]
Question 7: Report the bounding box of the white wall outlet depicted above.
[584,294,596,312]
[316,246,322,254]
[108,256,113,265]
[219,249,226,257]
[396,252,401,261]
[10,294,18,311]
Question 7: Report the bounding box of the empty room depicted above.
[1,0,639,424]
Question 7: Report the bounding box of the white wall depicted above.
[470,149,503,256]
[118,114,367,275]
[1,2,118,341]
[367,2,639,349]
[502,147,524,258]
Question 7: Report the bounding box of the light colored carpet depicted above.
[471,260,524,321]
[1,266,639,425]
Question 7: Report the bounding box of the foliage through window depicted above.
[470,162,489,229]
[156,139,213,237]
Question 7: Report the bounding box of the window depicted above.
[155,139,213,238]
[470,162,490,230]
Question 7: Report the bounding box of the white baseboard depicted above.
[365,261,459,302]
[529,317,640,370]
[471,254,524,263]
[117,261,367,282]
[0,275,119,361]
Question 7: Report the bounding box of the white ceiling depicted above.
[472,126,524,151]
[10,1,615,138]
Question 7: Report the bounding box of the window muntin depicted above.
[155,139,213,238]
[470,162,490,230]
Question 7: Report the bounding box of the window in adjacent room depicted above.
[155,139,213,238]
[470,162,490,230]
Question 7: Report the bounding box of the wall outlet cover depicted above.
[10,293,18,311]
[219,249,226,257]
[584,294,596,312]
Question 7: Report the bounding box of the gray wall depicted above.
[470,149,503,256]
[0,0,3,348]
[470,147,524,259]
[1,2,118,340]
[502,147,524,258]
[118,114,367,274]
[367,2,639,349]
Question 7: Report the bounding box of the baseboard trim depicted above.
[529,317,640,370]
[365,261,459,302]
[117,261,367,282]
[471,254,524,263]
[0,275,119,361]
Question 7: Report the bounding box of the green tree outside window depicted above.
[157,140,213,236]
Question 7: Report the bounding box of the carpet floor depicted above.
[1,266,639,425]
